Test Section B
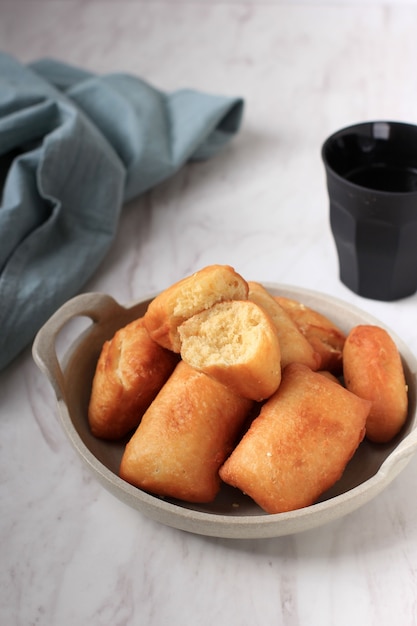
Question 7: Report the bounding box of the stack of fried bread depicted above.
[88,264,409,513]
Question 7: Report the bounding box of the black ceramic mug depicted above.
[322,121,417,301]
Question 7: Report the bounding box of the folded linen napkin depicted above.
[0,53,244,371]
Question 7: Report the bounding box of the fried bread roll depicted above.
[178,300,282,401]
[274,296,346,374]
[119,361,253,503]
[219,363,370,513]
[248,282,320,370]
[317,370,341,384]
[143,264,248,352]
[343,325,408,443]
[88,317,178,440]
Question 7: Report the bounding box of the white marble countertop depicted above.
[2,2,417,625]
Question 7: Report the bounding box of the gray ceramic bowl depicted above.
[32,285,417,539]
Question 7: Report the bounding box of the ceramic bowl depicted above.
[32,285,417,539]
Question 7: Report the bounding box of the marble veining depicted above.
[2,2,417,625]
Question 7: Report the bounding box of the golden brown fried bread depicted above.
[178,300,282,401]
[317,370,341,384]
[88,317,178,440]
[248,282,320,370]
[343,325,408,443]
[219,362,370,513]
[143,264,248,352]
[274,296,346,374]
[119,361,253,503]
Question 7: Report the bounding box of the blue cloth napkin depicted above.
[0,53,244,370]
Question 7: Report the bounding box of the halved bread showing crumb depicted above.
[143,264,249,352]
[178,299,282,401]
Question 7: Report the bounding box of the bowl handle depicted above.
[32,292,124,400]
[380,423,417,475]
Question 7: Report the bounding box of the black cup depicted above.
[322,121,417,301]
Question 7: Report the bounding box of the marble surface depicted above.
[2,2,417,625]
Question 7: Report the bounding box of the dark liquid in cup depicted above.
[346,164,417,192]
